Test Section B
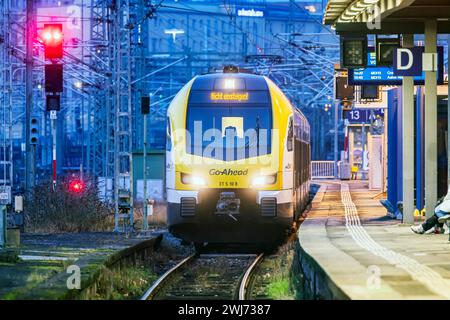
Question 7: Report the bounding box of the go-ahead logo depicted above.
[209,169,248,176]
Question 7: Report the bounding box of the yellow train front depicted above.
[166,71,310,245]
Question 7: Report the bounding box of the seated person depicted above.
[411,191,450,234]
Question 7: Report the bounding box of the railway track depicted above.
[141,253,264,300]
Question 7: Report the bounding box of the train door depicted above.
[294,117,302,217]
[288,116,298,216]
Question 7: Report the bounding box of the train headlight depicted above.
[251,174,277,187]
[181,173,206,187]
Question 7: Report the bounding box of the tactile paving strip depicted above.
[340,183,450,299]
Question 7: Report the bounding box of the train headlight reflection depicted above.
[181,173,206,187]
[251,174,277,187]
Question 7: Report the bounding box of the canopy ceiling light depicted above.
[345,10,360,17]
[354,2,367,10]
[338,14,356,22]
[338,0,380,23]
[349,7,366,14]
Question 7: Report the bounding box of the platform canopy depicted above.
[324,0,450,34]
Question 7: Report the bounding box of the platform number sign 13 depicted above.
[347,109,384,124]
[349,110,363,122]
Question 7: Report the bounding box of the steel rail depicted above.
[238,253,264,300]
[140,254,196,300]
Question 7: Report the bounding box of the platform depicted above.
[0,231,163,299]
[299,180,450,300]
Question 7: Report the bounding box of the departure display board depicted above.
[348,47,444,85]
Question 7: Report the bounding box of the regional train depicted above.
[166,68,311,246]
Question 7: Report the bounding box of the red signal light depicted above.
[42,24,63,59]
[53,31,62,41]
[68,179,85,194]
[43,31,52,42]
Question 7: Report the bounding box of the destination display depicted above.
[188,91,270,104]
[348,47,444,85]
[210,92,249,102]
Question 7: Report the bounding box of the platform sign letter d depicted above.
[397,49,413,70]
[393,47,423,76]
[67,265,81,290]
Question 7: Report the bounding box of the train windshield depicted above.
[186,94,272,161]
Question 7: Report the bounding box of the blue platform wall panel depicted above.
[416,87,425,211]
[387,88,403,207]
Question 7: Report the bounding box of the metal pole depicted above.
[127,2,134,231]
[80,0,85,181]
[402,34,415,224]
[51,111,57,191]
[447,34,450,188]
[361,124,366,180]
[334,100,338,178]
[0,205,5,248]
[113,1,120,232]
[25,0,35,192]
[424,19,437,218]
[143,113,148,230]
[9,59,13,192]
[7,0,13,191]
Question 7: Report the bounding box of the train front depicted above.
[166,72,294,245]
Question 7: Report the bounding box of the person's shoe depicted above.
[438,214,450,223]
[411,224,425,234]
[435,227,445,234]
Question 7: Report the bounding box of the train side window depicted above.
[287,117,293,152]
[166,117,172,151]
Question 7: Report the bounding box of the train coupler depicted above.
[215,192,240,221]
